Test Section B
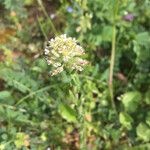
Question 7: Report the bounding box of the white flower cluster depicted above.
[44,34,88,76]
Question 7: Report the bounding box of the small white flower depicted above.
[50,13,55,19]
[44,34,88,76]
[63,56,70,62]
[53,63,61,67]
[51,38,54,42]
[51,50,60,57]
[77,66,83,71]
[44,49,49,55]
[51,66,64,76]
[47,60,52,65]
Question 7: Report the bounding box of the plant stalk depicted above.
[109,24,116,111]
[37,0,58,36]
[109,0,119,113]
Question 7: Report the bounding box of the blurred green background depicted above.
[0,0,150,149]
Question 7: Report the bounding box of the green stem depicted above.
[74,76,87,150]
[0,103,26,112]
[15,85,57,106]
[109,24,117,112]
[80,121,87,150]
[37,0,58,36]
[109,0,119,113]
[37,16,48,40]
[79,103,86,150]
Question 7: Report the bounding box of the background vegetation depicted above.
[0,0,150,149]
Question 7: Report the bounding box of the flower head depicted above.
[123,13,134,22]
[67,6,73,13]
[44,34,88,76]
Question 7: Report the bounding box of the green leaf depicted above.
[0,69,39,93]
[122,91,142,112]
[0,106,29,123]
[135,32,150,46]
[15,132,29,149]
[58,103,77,122]
[102,26,112,42]
[146,112,150,126]
[144,90,150,105]
[0,106,5,117]
[133,32,150,65]
[0,91,11,100]
[1,134,8,140]
[119,112,133,130]
[24,0,33,6]
[3,0,26,18]
[100,68,109,81]
[136,123,150,142]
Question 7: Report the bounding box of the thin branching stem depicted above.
[37,0,58,36]
[15,84,57,106]
[37,16,49,40]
